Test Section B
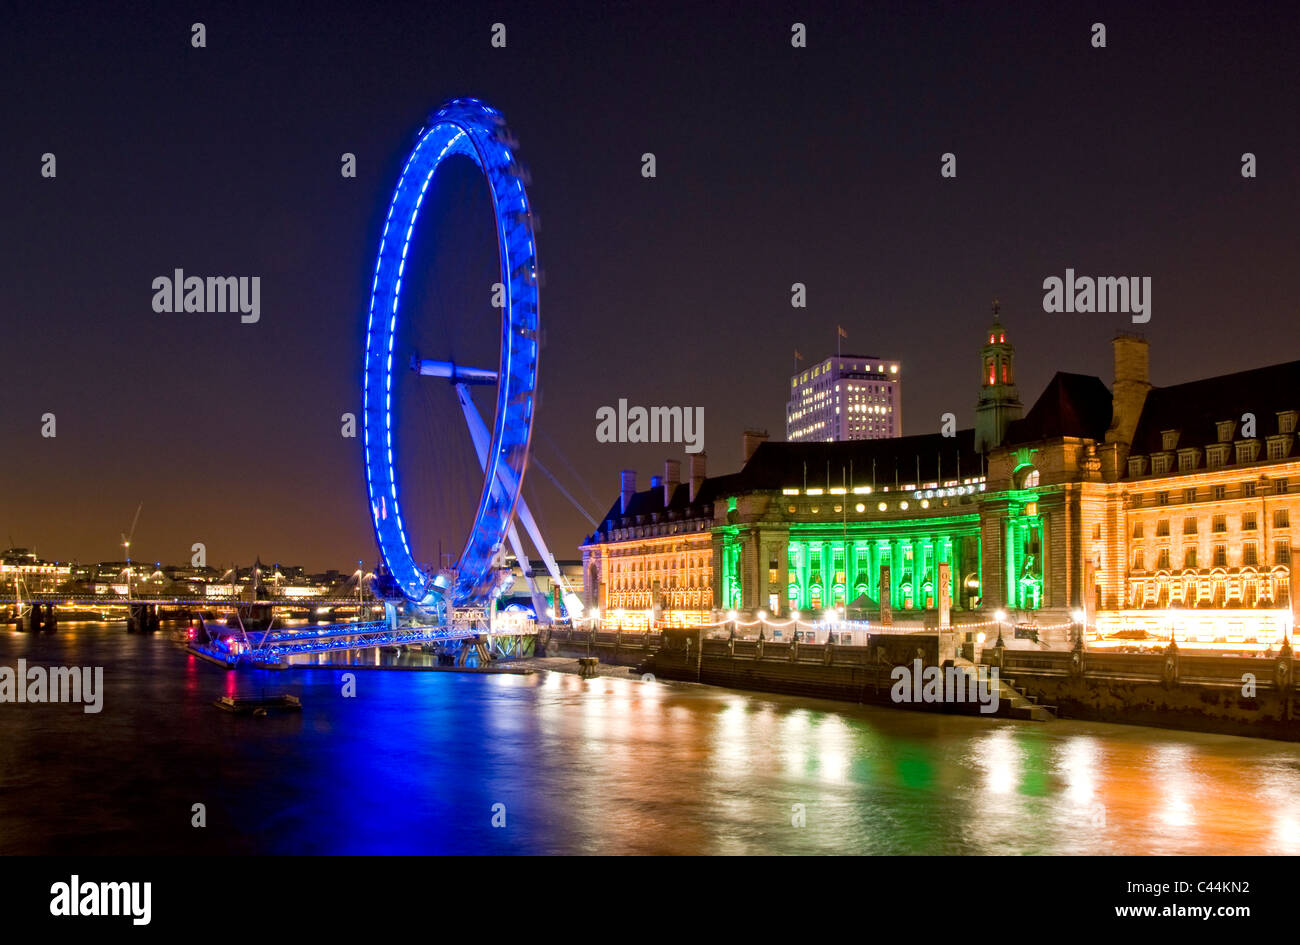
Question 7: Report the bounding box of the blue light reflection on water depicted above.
[3,626,1300,855]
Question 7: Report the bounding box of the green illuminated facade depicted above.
[710,473,989,619]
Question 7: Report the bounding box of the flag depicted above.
[794,349,804,361]
[837,325,848,338]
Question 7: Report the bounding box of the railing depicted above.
[996,647,1291,688]
[702,637,883,667]
[0,594,383,607]
[544,628,662,649]
[259,621,389,643]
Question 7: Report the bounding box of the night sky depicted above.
[3,0,1298,572]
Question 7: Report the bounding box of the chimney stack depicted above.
[620,470,637,515]
[664,459,681,506]
[1105,333,1151,448]
[743,429,769,463]
[689,453,707,502]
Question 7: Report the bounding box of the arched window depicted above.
[1014,466,1040,489]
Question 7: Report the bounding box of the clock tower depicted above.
[974,300,1023,454]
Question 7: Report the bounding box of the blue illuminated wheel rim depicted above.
[363,98,539,606]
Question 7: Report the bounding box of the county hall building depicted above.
[581,309,1300,651]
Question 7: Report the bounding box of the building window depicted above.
[1276,541,1292,564]
[1243,542,1258,566]
[1212,514,1226,533]
[1162,430,1179,450]
[1183,488,1197,503]
[1157,549,1171,570]
[1212,485,1226,500]
[1178,452,1198,472]
[1132,521,1144,539]
[1217,421,1236,442]
[1243,481,1257,498]
[1183,517,1197,535]
[1133,550,1145,571]
[1157,492,1169,506]
[1152,455,1171,475]
[1280,411,1298,434]
[1276,509,1290,528]
[1278,479,1290,495]
[1214,546,1227,567]
[1207,444,1229,469]
[1184,547,1198,569]
[1243,511,1257,530]
[1156,519,1170,537]
[1269,438,1288,460]
[1131,493,1143,508]
[1092,523,1101,541]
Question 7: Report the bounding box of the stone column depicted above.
[942,537,955,612]
[776,531,790,616]
[938,562,951,628]
[879,564,892,626]
[710,532,725,614]
[909,537,920,609]
[821,541,832,604]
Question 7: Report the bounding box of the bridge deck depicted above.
[192,620,537,666]
[0,596,382,607]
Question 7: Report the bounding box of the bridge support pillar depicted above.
[42,603,57,633]
[27,606,41,633]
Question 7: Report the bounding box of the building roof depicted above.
[587,432,981,543]
[1127,359,1300,458]
[734,431,979,491]
[1004,372,1113,444]
[590,472,743,541]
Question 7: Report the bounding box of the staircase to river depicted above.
[953,657,1056,721]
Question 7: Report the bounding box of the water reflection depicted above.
[2,626,1299,854]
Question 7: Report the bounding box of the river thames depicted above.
[2,624,1300,855]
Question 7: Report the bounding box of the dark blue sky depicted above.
[3,0,1297,570]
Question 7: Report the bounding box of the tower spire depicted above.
[974,301,1023,454]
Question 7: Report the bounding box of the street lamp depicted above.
[994,608,1006,648]
[1071,607,1086,651]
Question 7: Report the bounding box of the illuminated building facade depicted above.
[1086,353,1300,646]
[712,431,987,619]
[581,456,725,630]
[588,309,1300,651]
[0,549,72,594]
[786,355,902,442]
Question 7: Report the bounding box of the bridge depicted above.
[188,614,538,668]
[0,593,381,636]
[0,594,377,608]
